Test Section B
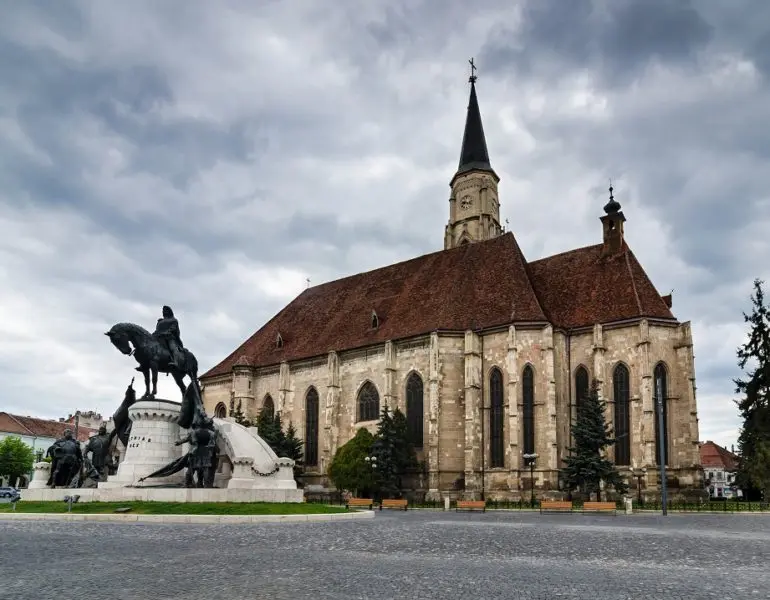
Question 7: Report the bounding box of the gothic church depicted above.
[200,72,702,500]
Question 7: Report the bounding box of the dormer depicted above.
[276,332,284,349]
[371,310,379,329]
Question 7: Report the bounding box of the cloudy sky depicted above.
[1,0,767,451]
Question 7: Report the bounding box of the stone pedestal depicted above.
[28,462,51,489]
[99,399,185,488]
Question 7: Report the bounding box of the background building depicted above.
[700,440,741,499]
[0,412,96,488]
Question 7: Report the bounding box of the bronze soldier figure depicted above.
[46,429,83,487]
[84,424,112,482]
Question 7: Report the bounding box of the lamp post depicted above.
[364,455,378,502]
[655,376,668,516]
[523,453,538,508]
[630,467,647,507]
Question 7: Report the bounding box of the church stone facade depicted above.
[200,76,702,501]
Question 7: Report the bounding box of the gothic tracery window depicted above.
[406,373,424,448]
[575,366,589,419]
[305,387,319,468]
[613,364,631,466]
[654,362,669,466]
[489,368,504,468]
[262,395,275,419]
[357,381,380,422]
[522,365,535,455]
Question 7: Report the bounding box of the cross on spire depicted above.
[468,57,477,84]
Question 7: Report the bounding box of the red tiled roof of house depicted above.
[203,233,547,377]
[0,412,96,443]
[700,441,739,470]
[528,242,675,329]
[202,232,677,379]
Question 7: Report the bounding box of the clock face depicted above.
[460,195,472,210]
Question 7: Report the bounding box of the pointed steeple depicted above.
[445,60,502,250]
[453,58,497,183]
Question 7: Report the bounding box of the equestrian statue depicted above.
[105,305,207,429]
[105,305,199,401]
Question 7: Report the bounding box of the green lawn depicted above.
[0,501,348,515]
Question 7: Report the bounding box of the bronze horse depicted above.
[105,322,199,400]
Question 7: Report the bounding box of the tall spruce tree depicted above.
[255,404,282,454]
[371,405,418,499]
[561,378,628,500]
[281,421,304,479]
[229,398,249,426]
[734,279,770,500]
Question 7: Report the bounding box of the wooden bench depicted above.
[346,497,374,510]
[380,498,408,511]
[456,500,486,512]
[582,501,617,514]
[539,500,573,513]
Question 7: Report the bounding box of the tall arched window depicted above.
[489,368,504,468]
[575,366,589,419]
[654,362,669,466]
[357,381,380,422]
[613,364,631,466]
[522,365,535,455]
[405,373,424,448]
[262,395,275,419]
[305,387,319,468]
[214,402,227,418]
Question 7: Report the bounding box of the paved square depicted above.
[1,511,768,599]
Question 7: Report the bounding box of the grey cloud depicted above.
[0,0,766,451]
[481,0,713,87]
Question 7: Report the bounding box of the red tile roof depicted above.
[700,441,739,470]
[0,412,96,443]
[202,233,677,378]
[528,242,675,329]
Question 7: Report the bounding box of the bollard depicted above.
[624,497,633,515]
[444,496,450,511]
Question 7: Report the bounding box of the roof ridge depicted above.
[305,234,515,292]
[623,246,676,317]
[624,249,644,315]
[528,242,603,265]
[508,234,549,321]
[7,413,35,435]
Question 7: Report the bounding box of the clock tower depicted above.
[444,61,502,250]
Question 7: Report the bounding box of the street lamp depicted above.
[630,467,647,507]
[655,376,668,516]
[364,455,378,501]
[522,453,538,508]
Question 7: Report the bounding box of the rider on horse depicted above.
[154,305,185,372]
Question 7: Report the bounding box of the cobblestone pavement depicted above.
[1,511,769,600]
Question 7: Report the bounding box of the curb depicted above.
[0,510,376,524]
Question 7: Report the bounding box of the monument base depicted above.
[100,398,185,488]
[20,486,304,503]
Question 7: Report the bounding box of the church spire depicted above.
[445,59,502,250]
[454,58,496,181]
